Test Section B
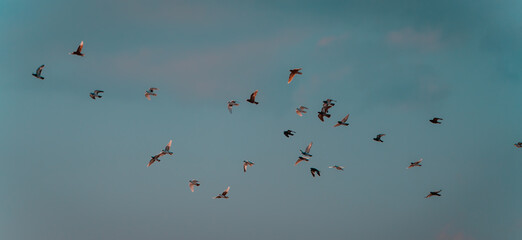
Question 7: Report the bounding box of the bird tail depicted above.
[254,102,259,104]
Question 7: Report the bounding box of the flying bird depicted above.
[288,68,302,84]
[160,140,173,156]
[429,117,443,124]
[32,65,45,80]
[147,154,162,167]
[246,90,259,104]
[89,90,104,99]
[373,134,386,142]
[300,142,313,157]
[284,130,295,138]
[310,168,321,177]
[69,41,84,56]
[407,158,423,169]
[295,156,310,166]
[296,106,308,116]
[189,180,200,192]
[145,88,158,100]
[243,161,254,172]
[515,142,522,148]
[329,165,344,171]
[317,111,331,122]
[227,100,239,113]
[425,190,442,199]
[334,114,350,127]
[213,186,230,199]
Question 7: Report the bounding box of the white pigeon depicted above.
[213,186,230,199]
[296,106,308,116]
[189,180,200,192]
[32,65,45,80]
[227,100,239,113]
[145,88,159,100]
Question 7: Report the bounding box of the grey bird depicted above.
[334,114,350,127]
[284,130,295,138]
[227,100,239,113]
[429,117,443,124]
[243,161,254,172]
[69,41,84,56]
[32,65,45,80]
[407,158,423,169]
[310,168,321,177]
[288,68,302,84]
[145,88,159,100]
[296,106,308,116]
[189,180,200,192]
[425,190,442,199]
[89,90,104,99]
[246,90,259,104]
[329,165,344,171]
[295,156,310,166]
[213,186,230,199]
[373,134,386,142]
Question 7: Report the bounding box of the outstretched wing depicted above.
[250,90,258,100]
[416,158,423,164]
[305,142,313,153]
[318,113,324,122]
[145,93,151,100]
[94,90,104,94]
[222,186,230,196]
[342,114,350,122]
[189,182,195,192]
[147,159,155,167]
[76,41,84,53]
[378,134,386,138]
[296,109,303,116]
[36,65,45,75]
[288,72,296,84]
[165,140,172,151]
[334,123,341,127]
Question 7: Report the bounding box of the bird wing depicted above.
[147,159,155,167]
[334,123,341,127]
[296,109,303,116]
[165,140,172,151]
[250,90,258,100]
[222,186,230,195]
[342,114,350,122]
[288,72,296,84]
[305,142,313,153]
[416,158,423,164]
[243,163,247,172]
[76,41,84,53]
[149,88,159,92]
[36,65,45,75]
[378,134,386,138]
[145,93,151,100]
[318,113,324,122]
[189,182,195,192]
[94,90,103,94]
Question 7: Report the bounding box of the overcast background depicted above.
[1,0,521,239]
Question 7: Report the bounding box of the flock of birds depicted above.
[32,41,521,200]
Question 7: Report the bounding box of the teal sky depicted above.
[1,1,522,239]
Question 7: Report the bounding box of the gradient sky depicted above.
[1,1,522,239]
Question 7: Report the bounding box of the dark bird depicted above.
[213,186,230,199]
[429,117,443,124]
[300,142,313,157]
[227,100,239,113]
[89,90,104,99]
[334,114,350,127]
[288,68,302,84]
[284,130,295,138]
[310,168,321,177]
[246,90,259,104]
[147,154,162,167]
[317,111,331,122]
[243,161,254,172]
[514,142,522,148]
[32,65,45,80]
[323,99,336,106]
[425,190,442,199]
[145,88,159,100]
[407,158,423,169]
[373,134,386,142]
[69,41,84,56]
[295,156,309,166]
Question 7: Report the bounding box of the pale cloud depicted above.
[387,27,442,50]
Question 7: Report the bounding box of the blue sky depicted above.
[1,1,522,239]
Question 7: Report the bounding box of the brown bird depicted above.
[288,68,302,84]
[243,161,254,172]
[373,134,385,142]
[295,156,309,166]
[213,186,230,199]
[69,41,84,56]
[310,168,320,177]
[407,158,423,169]
[317,111,331,122]
[334,114,350,127]
[425,190,442,199]
[246,90,259,104]
[429,117,443,124]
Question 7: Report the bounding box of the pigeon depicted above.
[373,134,386,142]
[296,106,308,116]
[227,100,239,113]
[213,186,230,199]
[284,130,295,138]
[243,161,254,172]
[288,68,302,84]
[323,99,336,107]
[425,190,442,199]
[407,158,423,169]
[295,156,310,166]
[246,90,259,104]
[310,168,321,177]
[32,65,45,80]
[189,180,200,192]
[334,114,350,127]
[89,90,104,99]
[515,142,522,148]
[329,165,344,171]
[160,140,173,156]
[317,111,331,122]
[300,142,313,157]
[429,117,443,124]
[145,88,158,100]
[69,41,84,56]
[147,154,162,167]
